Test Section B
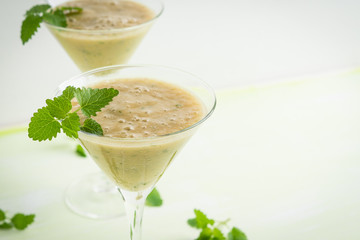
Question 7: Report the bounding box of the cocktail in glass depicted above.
[56,65,216,240]
[46,0,164,72]
[45,0,164,218]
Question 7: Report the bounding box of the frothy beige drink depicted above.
[76,78,205,191]
[46,0,157,71]
[64,0,154,30]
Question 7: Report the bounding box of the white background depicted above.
[1,0,360,126]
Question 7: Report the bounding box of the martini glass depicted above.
[56,65,216,240]
[46,0,164,72]
[46,0,164,219]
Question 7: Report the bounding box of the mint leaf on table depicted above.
[188,210,248,240]
[11,214,35,230]
[145,188,163,207]
[212,228,226,240]
[0,209,35,231]
[0,209,5,221]
[227,227,247,240]
[0,209,11,230]
[75,88,120,117]
[197,227,213,240]
[0,222,13,229]
[188,209,215,229]
[75,144,87,157]
[28,86,119,141]
[21,4,82,45]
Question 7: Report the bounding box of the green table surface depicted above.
[1,70,360,240]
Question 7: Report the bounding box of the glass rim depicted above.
[45,0,164,34]
[60,64,217,143]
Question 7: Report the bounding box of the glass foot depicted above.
[65,172,125,219]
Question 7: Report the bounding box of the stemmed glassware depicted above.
[56,65,216,240]
[46,0,164,72]
[44,0,164,219]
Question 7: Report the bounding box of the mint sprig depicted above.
[0,209,35,231]
[145,188,163,207]
[188,209,247,240]
[28,86,119,141]
[75,144,87,157]
[21,4,82,44]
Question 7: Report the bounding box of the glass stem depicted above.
[120,189,150,240]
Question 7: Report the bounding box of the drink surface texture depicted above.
[76,78,205,191]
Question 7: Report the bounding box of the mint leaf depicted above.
[75,88,119,117]
[25,4,51,16]
[188,218,197,228]
[0,209,5,221]
[61,86,76,101]
[0,210,35,231]
[188,210,247,240]
[195,227,225,240]
[212,228,226,240]
[145,188,163,207]
[28,107,62,141]
[0,222,13,230]
[43,10,67,28]
[21,14,42,44]
[62,112,80,138]
[227,227,247,240]
[76,144,87,157]
[188,209,215,229]
[197,227,213,240]
[29,87,118,141]
[80,118,103,135]
[21,4,82,45]
[46,95,72,119]
[11,214,35,230]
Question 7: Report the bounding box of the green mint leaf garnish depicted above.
[11,214,35,230]
[76,144,87,157]
[28,86,118,141]
[28,107,62,141]
[43,10,67,28]
[145,188,163,207]
[25,4,51,16]
[80,118,103,136]
[188,210,247,240]
[21,4,82,45]
[61,112,80,138]
[21,14,43,45]
[46,95,72,119]
[75,88,119,117]
[227,227,247,240]
[62,86,76,101]
[0,210,5,221]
